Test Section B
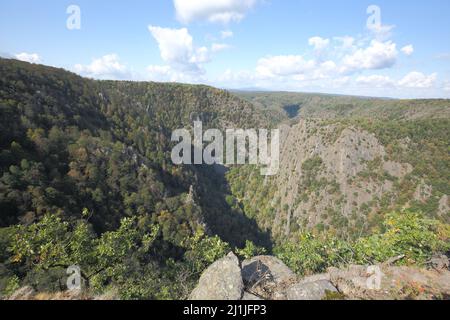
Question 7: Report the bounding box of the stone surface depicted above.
[284,280,338,300]
[242,256,296,286]
[328,264,450,300]
[241,255,297,300]
[428,255,449,270]
[190,252,244,300]
[242,291,263,300]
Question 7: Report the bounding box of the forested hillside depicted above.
[235,91,450,121]
[0,59,449,300]
[0,58,270,299]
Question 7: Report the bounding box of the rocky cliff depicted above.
[189,253,450,300]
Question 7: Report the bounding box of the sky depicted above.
[1,0,450,98]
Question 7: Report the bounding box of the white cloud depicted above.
[221,30,233,39]
[217,68,255,85]
[173,0,258,24]
[332,76,351,87]
[334,36,355,49]
[401,45,414,56]
[356,75,395,87]
[308,37,330,51]
[341,40,398,73]
[256,55,315,78]
[398,72,437,88]
[146,65,205,83]
[148,26,210,74]
[368,23,396,41]
[211,43,232,53]
[74,54,129,79]
[15,52,41,64]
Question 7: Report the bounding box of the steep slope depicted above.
[0,58,272,246]
[227,94,450,241]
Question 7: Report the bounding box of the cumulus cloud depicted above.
[334,36,355,49]
[146,65,206,83]
[356,75,395,87]
[173,0,258,24]
[368,23,396,41]
[256,55,315,78]
[308,37,330,51]
[398,72,437,88]
[15,52,41,64]
[341,40,398,73]
[401,45,414,56]
[74,54,130,79]
[148,25,210,74]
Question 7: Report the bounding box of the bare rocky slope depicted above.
[227,93,450,241]
[188,253,450,301]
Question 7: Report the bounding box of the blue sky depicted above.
[1,0,450,98]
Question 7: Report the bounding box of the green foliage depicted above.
[275,210,450,276]
[236,240,267,260]
[3,275,20,298]
[274,233,353,275]
[184,229,231,273]
[353,210,450,265]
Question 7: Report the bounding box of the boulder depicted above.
[190,252,244,300]
[328,264,450,300]
[242,291,263,300]
[241,256,296,300]
[242,256,296,286]
[428,255,449,270]
[284,280,338,300]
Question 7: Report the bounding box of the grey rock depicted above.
[190,252,244,300]
[297,273,331,284]
[328,264,450,300]
[284,280,338,300]
[428,255,449,270]
[242,256,296,287]
[242,291,263,300]
[241,256,296,300]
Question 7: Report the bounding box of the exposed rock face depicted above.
[242,255,297,300]
[242,256,296,286]
[190,252,244,300]
[190,254,450,301]
[283,280,338,300]
[328,264,450,300]
[238,120,419,238]
[428,255,450,270]
[242,292,262,300]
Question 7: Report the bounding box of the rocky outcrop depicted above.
[190,253,450,300]
[241,255,296,298]
[283,280,338,300]
[190,252,244,300]
[328,263,450,300]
